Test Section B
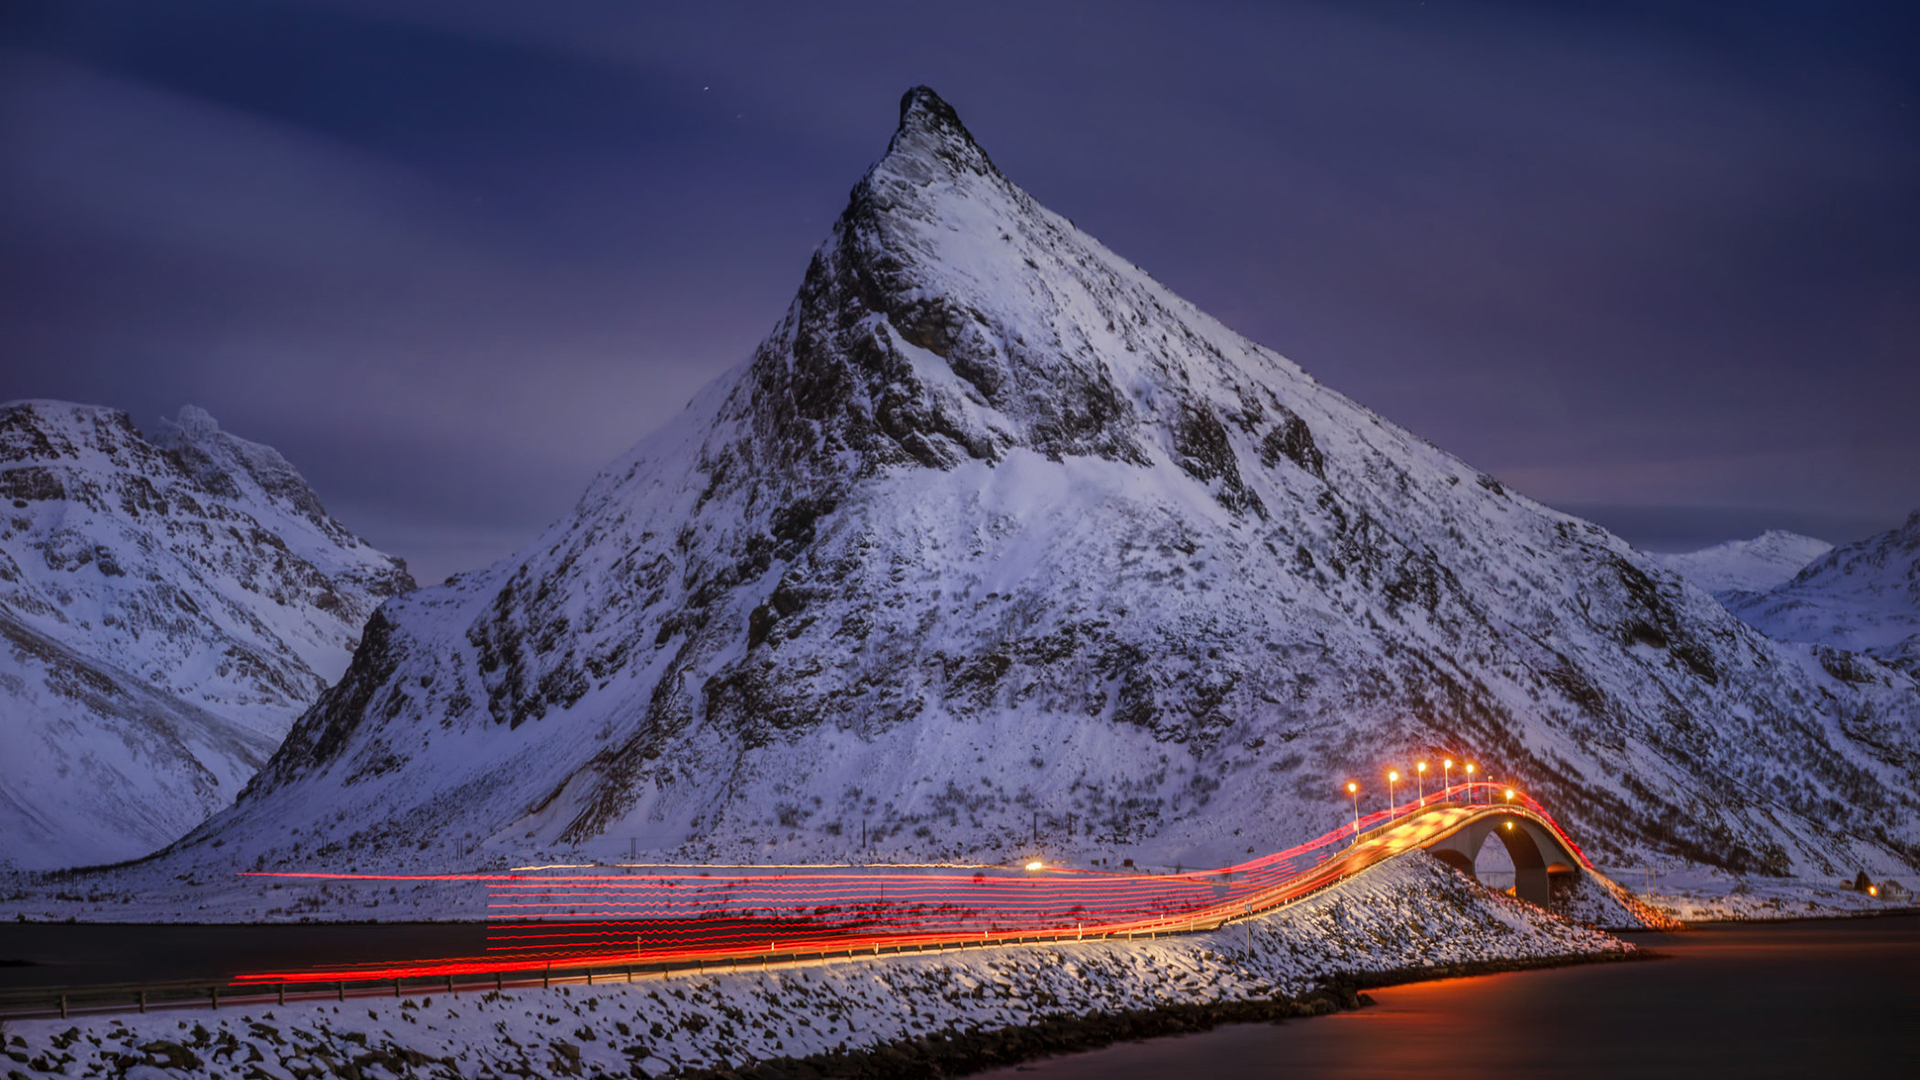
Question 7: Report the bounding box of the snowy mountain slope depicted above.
[1724,512,1920,677]
[1653,530,1831,597]
[0,609,278,869]
[0,401,413,869]
[165,88,1918,885]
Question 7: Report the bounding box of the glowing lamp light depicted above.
[1869,885,1879,897]
[1346,781,1358,794]
[1389,770,1400,783]
[1025,861,1044,872]
[1505,788,1516,804]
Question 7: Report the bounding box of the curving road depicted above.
[228,783,1633,987]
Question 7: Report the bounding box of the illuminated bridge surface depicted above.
[233,783,1594,987]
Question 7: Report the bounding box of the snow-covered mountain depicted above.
[0,401,413,869]
[1653,530,1831,597]
[169,88,1918,885]
[1724,512,1920,678]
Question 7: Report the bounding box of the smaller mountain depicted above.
[1653,530,1832,597]
[1723,512,1920,677]
[0,401,413,869]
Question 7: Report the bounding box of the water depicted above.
[979,916,1919,1078]
[0,922,488,989]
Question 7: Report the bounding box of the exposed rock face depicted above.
[187,88,1917,881]
[1724,512,1920,679]
[0,401,413,869]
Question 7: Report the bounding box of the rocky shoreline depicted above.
[677,950,1653,1079]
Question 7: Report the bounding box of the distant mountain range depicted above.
[0,402,412,869]
[1650,520,1920,681]
[1719,513,1920,680]
[131,88,1916,887]
[1653,530,1833,596]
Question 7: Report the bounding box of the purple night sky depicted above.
[3,1,1916,584]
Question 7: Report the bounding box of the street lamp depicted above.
[1416,761,1428,803]
[1442,759,1453,795]
[1388,770,1400,814]
[1465,763,1476,803]
[1504,788,1515,806]
[1346,781,1360,834]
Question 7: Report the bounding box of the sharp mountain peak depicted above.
[156,87,1920,892]
[883,86,1001,180]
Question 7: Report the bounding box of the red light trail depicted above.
[233,783,1589,986]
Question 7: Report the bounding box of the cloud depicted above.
[0,43,735,582]
[0,47,467,270]
[1,0,1914,580]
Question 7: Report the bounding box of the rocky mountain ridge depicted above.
[0,400,413,869]
[155,88,1918,886]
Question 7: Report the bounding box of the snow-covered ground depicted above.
[0,853,1635,1079]
[1605,863,1912,921]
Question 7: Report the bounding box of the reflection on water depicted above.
[980,915,1918,1078]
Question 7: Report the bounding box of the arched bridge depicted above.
[1355,801,1587,907]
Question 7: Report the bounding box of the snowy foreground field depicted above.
[2,854,1635,1079]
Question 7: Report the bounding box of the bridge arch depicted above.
[1420,808,1582,907]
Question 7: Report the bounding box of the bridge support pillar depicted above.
[1417,810,1574,910]
[1514,864,1550,908]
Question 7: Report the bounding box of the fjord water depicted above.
[0,922,491,990]
[983,916,1918,1078]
